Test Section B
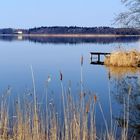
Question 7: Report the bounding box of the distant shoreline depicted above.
[1,34,140,38]
[1,27,140,37]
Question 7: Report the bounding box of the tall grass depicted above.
[104,50,140,67]
[0,57,132,140]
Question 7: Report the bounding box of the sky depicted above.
[0,0,125,29]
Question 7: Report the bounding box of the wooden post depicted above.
[98,54,100,62]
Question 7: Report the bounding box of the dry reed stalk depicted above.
[60,71,69,140]
[125,86,131,139]
[22,97,33,140]
[30,66,40,140]
[49,107,57,140]
[24,104,32,140]
[71,110,80,140]
[108,71,113,138]
[15,100,22,140]
[45,75,51,140]
[90,95,97,140]
[121,97,126,140]
[83,102,90,140]
[98,100,110,140]
[0,95,9,140]
[2,110,8,140]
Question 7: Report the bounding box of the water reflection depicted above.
[17,35,23,40]
[106,66,140,78]
[107,66,140,138]
[0,35,139,44]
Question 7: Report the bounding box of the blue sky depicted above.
[0,0,125,28]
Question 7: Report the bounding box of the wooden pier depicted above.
[90,52,110,65]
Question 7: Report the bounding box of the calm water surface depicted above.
[0,38,140,136]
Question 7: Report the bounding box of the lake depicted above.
[0,36,140,138]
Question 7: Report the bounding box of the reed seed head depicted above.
[86,102,90,114]
[94,95,97,103]
[60,71,63,81]
[108,71,111,80]
[81,55,83,66]
[47,75,51,83]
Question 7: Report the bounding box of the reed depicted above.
[0,83,130,140]
[0,57,132,140]
[104,50,140,67]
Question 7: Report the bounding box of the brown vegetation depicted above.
[0,84,131,140]
[104,50,140,67]
[0,60,131,140]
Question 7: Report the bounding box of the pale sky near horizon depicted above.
[0,0,125,28]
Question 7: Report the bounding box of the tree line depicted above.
[0,26,140,35]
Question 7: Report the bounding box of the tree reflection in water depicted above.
[107,66,140,139]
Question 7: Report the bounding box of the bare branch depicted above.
[115,0,140,28]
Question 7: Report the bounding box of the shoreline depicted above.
[0,34,140,38]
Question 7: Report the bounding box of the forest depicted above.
[0,26,140,35]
